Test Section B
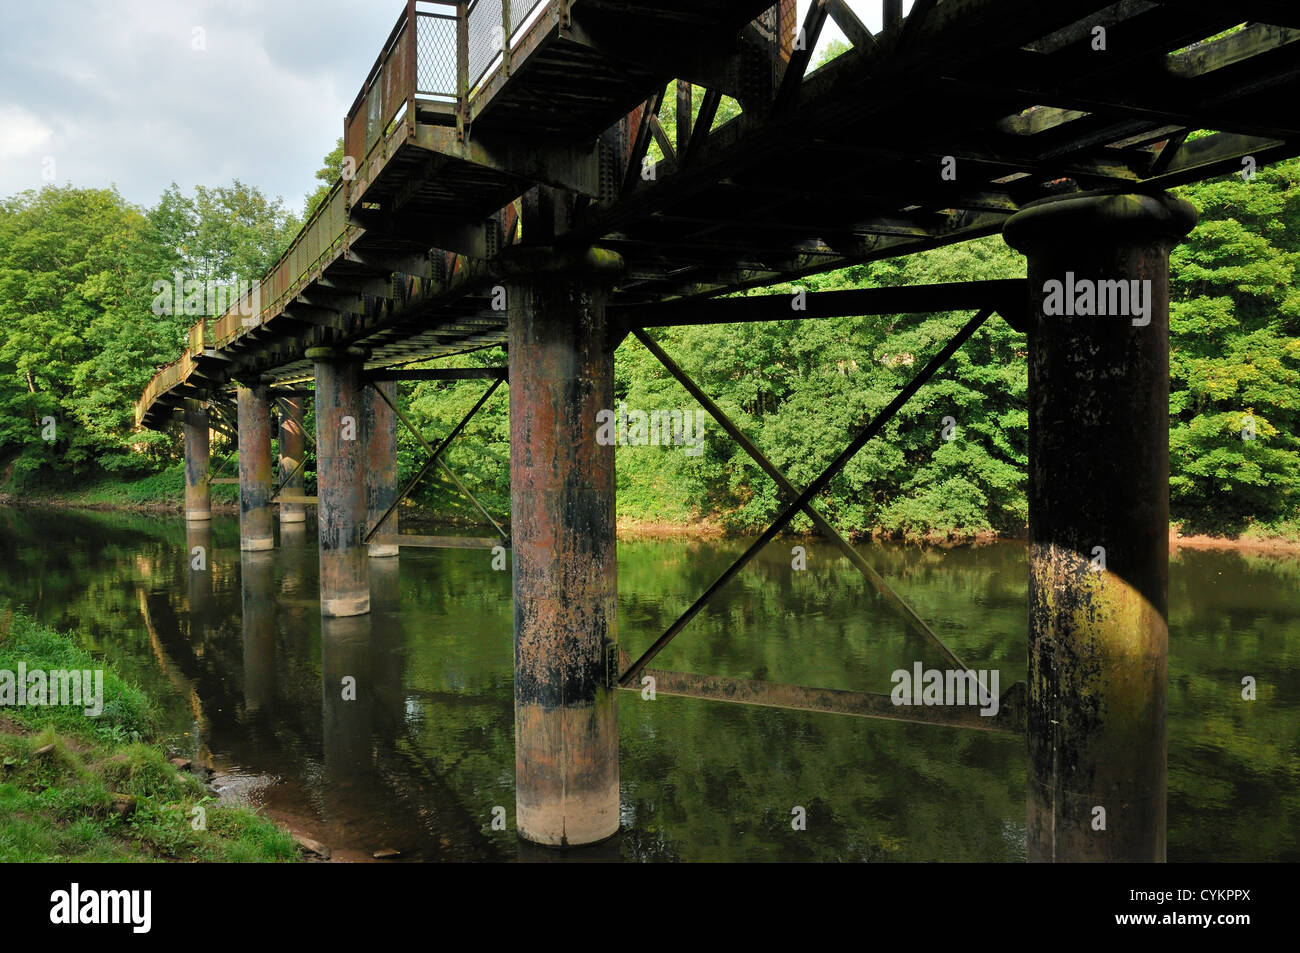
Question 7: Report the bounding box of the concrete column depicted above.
[237,383,274,552]
[365,379,400,558]
[308,346,370,617]
[508,253,622,847]
[278,396,307,525]
[1003,191,1197,862]
[182,399,211,522]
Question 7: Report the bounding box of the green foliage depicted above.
[0,608,298,862]
[1169,161,1300,532]
[1,141,1298,540]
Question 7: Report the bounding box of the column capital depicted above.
[1004,190,1197,256]
[306,345,370,363]
[498,246,624,282]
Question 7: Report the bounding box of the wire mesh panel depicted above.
[417,4,458,96]
[508,0,545,40]
[467,0,505,89]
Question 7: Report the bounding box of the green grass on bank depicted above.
[3,464,238,508]
[0,607,297,862]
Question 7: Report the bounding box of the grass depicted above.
[0,607,298,862]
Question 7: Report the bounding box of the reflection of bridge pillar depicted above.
[366,379,400,558]
[240,549,277,714]
[308,347,370,617]
[237,383,275,551]
[182,399,210,522]
[185,520,213,637]
[369,556,406,732]
[1003,192,1197,863]
[508,252,622,847]
[321,614,374,785]
[278,396,307,525]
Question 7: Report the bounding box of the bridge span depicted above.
[134,0,1300,858]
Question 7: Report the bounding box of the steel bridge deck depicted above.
[137,0,1300,428]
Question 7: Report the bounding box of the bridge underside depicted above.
[138,0,1300,427]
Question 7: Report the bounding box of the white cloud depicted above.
[0,105,53,161]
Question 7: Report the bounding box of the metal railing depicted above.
[137,0,549,427]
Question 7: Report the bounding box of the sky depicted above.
[0,0,899,214]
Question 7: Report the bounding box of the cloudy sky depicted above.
[0,0,887,213]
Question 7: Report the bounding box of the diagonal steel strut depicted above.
[620,308,993,687]
[631,327,970,674]
[363,377,508,545]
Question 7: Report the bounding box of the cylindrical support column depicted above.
[278,396,307,525]
[236,383,274,552]
[182,399,211,522]
[365,379,400,558]
[508,260,621,847]
[308,346,370,617]
[1003,191,1197,863]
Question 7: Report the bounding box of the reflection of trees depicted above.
[2,507,1296,860]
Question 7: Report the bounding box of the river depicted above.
[1,505,1296,861]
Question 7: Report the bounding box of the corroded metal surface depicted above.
[278,396,307,524]
[310,347,371,617]
[509,273,619,847]
[182,399,211,522]
[365,380,400,557]
[236,385,275,551]
[1004,190,1196,863]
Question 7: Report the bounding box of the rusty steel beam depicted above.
[509,258,622,847]
[1004,192,1196,863]
[370,534,503,549]
[277,396,307,525]
[309,346,370,617]
[236,384,275,552]
[621,306,993,687]
[616,279,1026,328]
[182,399,211,522]
[365,380,400,558]
[632,327,971,674]
[363,377,506,545]
[366,367,507,381]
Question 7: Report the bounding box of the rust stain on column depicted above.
[279,396,307,525]
[309,346,370,617]
[1004,191,1196,862]
[366,379,400,558]
[182,399,210,522]
[237,384,274,551]
[509,267,620,847]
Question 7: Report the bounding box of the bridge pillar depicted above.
[182,399,210,522]
[1003,191,1197,862]
[366,379,400,558]
[236,383,275,552]
[508,256,622,847]
[308,347,370,617]
[278,395,307,525]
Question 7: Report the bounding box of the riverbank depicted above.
[4,468,1299,550]
[0,608,299,862]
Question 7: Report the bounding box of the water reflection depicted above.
[0,505,1296,862]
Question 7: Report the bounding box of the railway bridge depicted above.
[133,0,1300,858]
